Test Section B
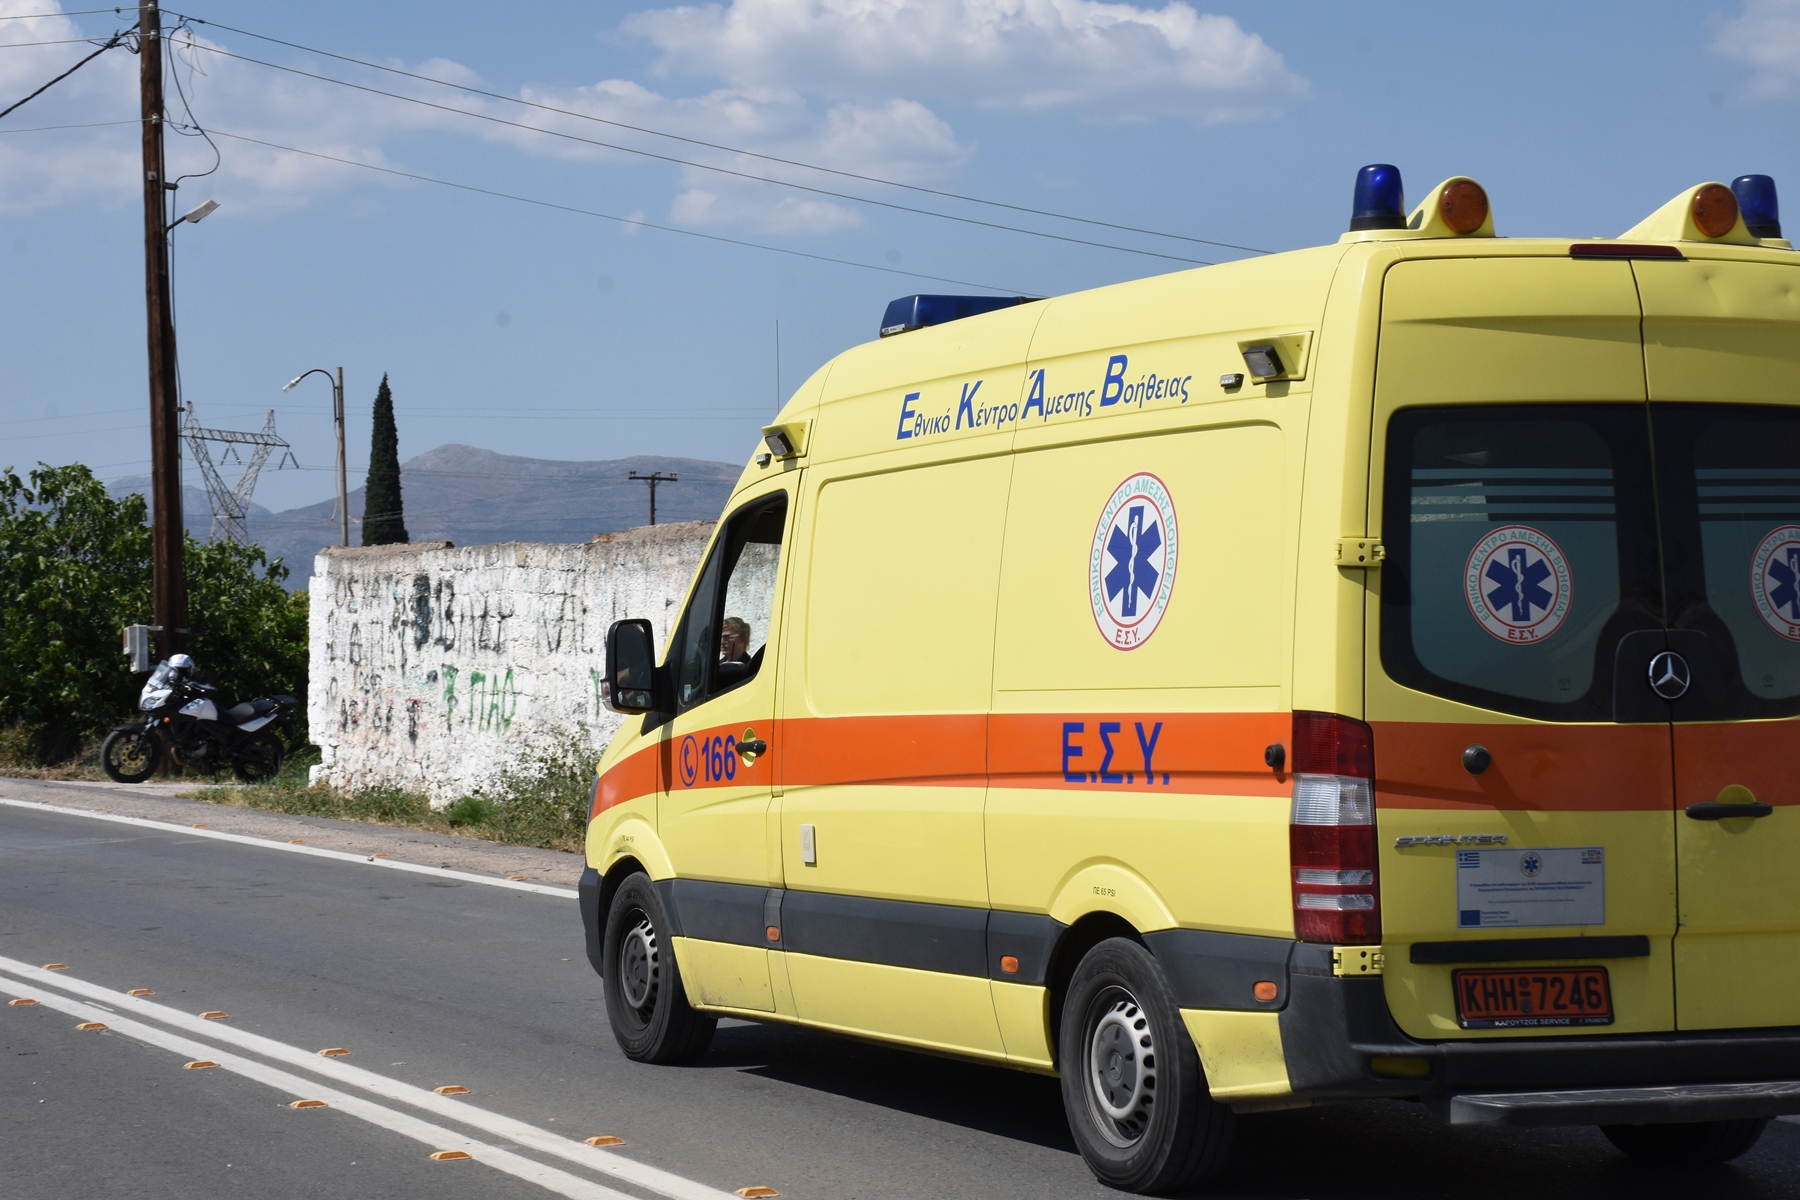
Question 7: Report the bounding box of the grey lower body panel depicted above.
[1447,1080,1800,1127]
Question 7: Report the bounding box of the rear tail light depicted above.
[1290,711,1380,944]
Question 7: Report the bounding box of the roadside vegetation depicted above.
[0,463,307,765]
[179,736,594,854]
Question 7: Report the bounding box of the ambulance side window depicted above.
[1380,405,1662,721]
[671,493,786,711]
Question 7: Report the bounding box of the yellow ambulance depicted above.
[580,165,1800,1192]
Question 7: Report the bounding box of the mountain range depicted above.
[111,444,739,589]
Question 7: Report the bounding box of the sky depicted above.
[3,0,1800,514]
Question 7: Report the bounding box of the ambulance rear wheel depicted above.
[601,872,715,1064]
[1059,937,1235,1193]
[1600,1118,1767,1165]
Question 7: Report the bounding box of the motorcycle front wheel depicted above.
[232,731,283,784]
[101,728,161,784]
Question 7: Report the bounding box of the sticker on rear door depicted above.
[1750,525,1800,641]
[1090,472,1178,650]
[1466,526,1572,644]
[1456,847,1604,928]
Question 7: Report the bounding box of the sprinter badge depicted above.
[1090,472,1178,650]
[1466,525,1572,643]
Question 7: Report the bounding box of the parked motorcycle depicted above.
[101,654,299,784]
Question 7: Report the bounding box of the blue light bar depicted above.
[1349,163,1406,232]
[880,294,1031,337]
[1733,175,1781,239]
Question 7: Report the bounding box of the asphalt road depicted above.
[4,787,1799,1200]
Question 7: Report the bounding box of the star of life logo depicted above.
[1465,525,1572,644]
[1090,472,1177,650]
[1751,525,1800,642]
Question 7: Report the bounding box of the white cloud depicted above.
[1714,0,1800,95]
[622,0,1307,123]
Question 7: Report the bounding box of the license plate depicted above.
[1452,966,1614,1029]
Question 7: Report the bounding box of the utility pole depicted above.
[628,471,677,526]
[333,367,348,547]
[140,0,185,658]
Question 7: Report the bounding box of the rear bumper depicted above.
[1280,944,1800,1125]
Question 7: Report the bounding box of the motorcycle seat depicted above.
[224,699,276,723]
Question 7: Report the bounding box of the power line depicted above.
[0,116,139,132]
[171,11,1269,255]
[170,36,1209,266]
[0,29,123,122]
[0,9,136,19]
[192,125,1031,293]
[0,35,123,47]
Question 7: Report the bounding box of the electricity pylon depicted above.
[180,404,294,545]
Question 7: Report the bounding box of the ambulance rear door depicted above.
[1367,255,1678,1040]
[1637,258,1800,1031]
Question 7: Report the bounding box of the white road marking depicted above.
[0,797,579,898]
[0,958,737,1200]
[0,975,633,1200]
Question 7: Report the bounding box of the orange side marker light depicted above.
[999,955,1019,975]
[289,1099,328,1109]
[434,1085,470,1096]
[429,1150,471,1161]
[200,1011,228,1020]
[584,1136,626,1148]
[766,925,781,943]
[76,1022,106,1031]
[183,1060,217,1069]
[1253,981,1279,1002]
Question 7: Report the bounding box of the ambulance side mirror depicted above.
[605,619,667,715]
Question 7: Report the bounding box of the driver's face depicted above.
[721,630,747,659]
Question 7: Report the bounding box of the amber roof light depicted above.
[1692,184,1739,238]
[1440,180,1489,235]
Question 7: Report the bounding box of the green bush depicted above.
[444,795,497,827]
[0,462,309,763]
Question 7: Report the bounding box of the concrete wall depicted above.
[307,523,712,802]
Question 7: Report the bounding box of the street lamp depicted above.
[283,367,348,548]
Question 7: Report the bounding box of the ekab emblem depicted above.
[1090,472,1177,650]
[1466,525,1572,644]
[1750,525,1800,641]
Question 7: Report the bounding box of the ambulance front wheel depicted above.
[1059,937,1236,1193]
[601,872,715,1064]
[1600,1118,1767,1165]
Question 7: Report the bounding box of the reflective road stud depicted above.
[127,989,154,996]
[583,1136,625,1148]
[290,1099,328,1109]
[76,1022,106,1031]
[318,1047,350,1057]
[735,1189,780,1198]
[8,998,36,1006]
[429,1150,472,1161]
[434,1085,470,1095]
[43,964,67,971]
[184,1061,217,1069]
[200,1011,228,1020]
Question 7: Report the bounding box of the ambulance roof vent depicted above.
[1350,163,1406,231]
[880,294,1032,337]
[1734,175,1781,239]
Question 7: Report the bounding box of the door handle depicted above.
[738,729,768,758]
[1684,801,1773,820]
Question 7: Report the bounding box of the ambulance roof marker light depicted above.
[1349,164,1406,232]
[1734,175,1781,239]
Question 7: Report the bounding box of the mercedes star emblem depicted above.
[1647,650,1691,700]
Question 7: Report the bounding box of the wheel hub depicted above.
[1087,994,1157,1146]
[619,916,659,1012]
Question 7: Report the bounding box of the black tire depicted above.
[1059,937,1235,1193]
[1600,1118,1768,1165]
[100,728,160,784]
[601,873,715,1063]
[232,731,283,784]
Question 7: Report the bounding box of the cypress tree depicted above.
[361,373,410,546]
